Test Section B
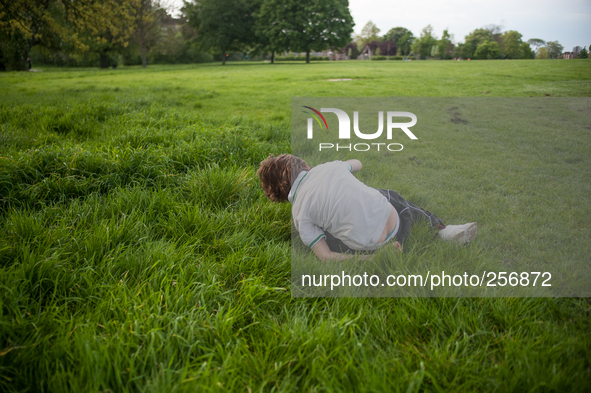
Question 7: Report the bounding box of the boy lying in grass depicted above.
[257,154,477,262]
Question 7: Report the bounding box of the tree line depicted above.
[355,21,574,61]
[0,0,206,70]
[0,0,354,70]
[0,0,581,71]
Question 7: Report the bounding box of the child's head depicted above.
[257,154,310,202]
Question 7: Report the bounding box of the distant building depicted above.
[161,15,181,31]
[562,46,583,59]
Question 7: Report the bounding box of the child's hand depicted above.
[390,241,402,253]
[375,241,401,258]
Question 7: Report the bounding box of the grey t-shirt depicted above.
[288,161,392,250]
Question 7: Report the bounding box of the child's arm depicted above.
[312,238,402,262]
[311,238,372,261]
[346,159,362,173]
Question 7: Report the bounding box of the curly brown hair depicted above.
[257,154,310,202]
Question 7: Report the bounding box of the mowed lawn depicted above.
[1,60,590,392]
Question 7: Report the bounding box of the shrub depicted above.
[276,56,302,61]
[475,41,501,59]
[370,55,404,61]
[275,56,329,61]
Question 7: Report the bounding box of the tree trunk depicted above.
[138,9,147,68]
[22,35,39,71]
[21,49,29,71]
[271,51,274,64]
[141,44,147,68]
[306,50,310,63]
[222,50,226,65]
[100,52,109,69]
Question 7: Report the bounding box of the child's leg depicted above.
[377,189,444,226]
[376,188,440,245]
[377,189,476,244]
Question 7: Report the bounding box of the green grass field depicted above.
[1,60,591,392]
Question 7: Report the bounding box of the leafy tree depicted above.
[76,0,137,68]
[254,0,286,63]
[520,42,534,59]
[460,42,473,59]
[363,40,380,56]
[462,28,493,58]
[138,9,210,65]
[0,0,138,70]
[358,20,380,48]
[257,0,354,64]
[342,41,359,59]
[382,27,410,45]
[454,42,463,58]
[499,30,523,59]
[461,43,477,59]
[396,31,414,56]
[527,38,545,54]
[536,47,548,59]
[578,47,588,59]
[474,40,500,59]
[437,29,453,59]
[483,24,503,42]
[411,24,437,59]
[295,0,355,63]
[0,0,81,70]
[378,41,396,57]
[180,1,200,42]
[132,0,165,68]
[546,41,564,59]
[185,0,259,65]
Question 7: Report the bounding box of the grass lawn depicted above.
[1,60,590,392]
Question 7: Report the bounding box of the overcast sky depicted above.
[171,0,591,51]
